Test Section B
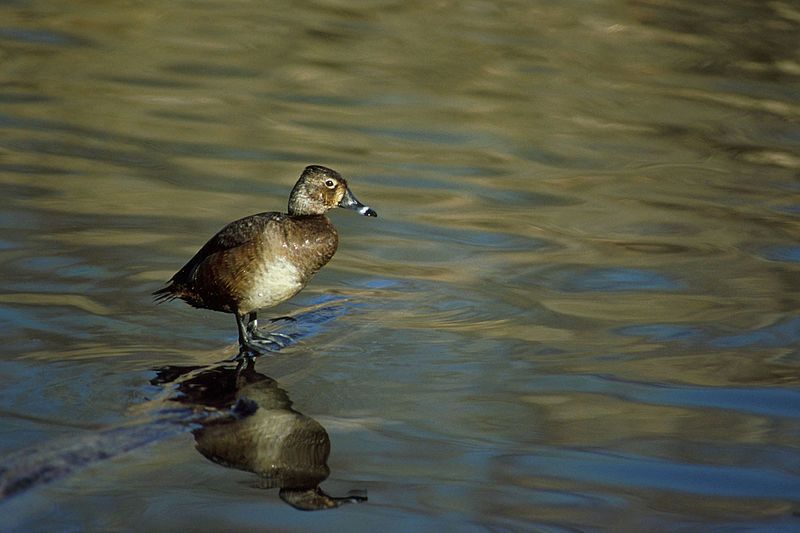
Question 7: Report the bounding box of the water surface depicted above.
[1,0,799,531]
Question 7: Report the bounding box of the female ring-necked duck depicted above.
[154,165,376,356]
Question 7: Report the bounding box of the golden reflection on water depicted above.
[0,292,112,315]
[522,392,769,446]
[1,0,799,530]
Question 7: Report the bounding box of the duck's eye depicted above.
[324,179,336,188]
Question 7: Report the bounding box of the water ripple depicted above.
[759,245,800,263]
[500,448,800,500]
[0,27,90,47]
[524,373,800,420]
[537,266,685,293]
[617,316,800,351]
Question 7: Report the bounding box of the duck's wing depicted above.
[153,212,283,299]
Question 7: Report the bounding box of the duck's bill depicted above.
[339,189,378,217]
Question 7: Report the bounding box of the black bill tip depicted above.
[359,206,378,217]
[339,187,377,217]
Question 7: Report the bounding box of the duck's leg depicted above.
[236,313,252,349]
[233,352,257,377]
[231,314,259,361]
[246,311,294,346]
[246,312,259,332]
[227,313,288,362]
[231,312,292,356]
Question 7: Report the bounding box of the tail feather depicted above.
[152,285,178,304]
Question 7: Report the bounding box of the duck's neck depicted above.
[288,183,326,215]
[288,211,329,220]
[287,216,339,275]
[288,203,326,216]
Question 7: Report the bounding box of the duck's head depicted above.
[288,165,377,218]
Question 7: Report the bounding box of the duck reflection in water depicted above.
[152,360,367,511]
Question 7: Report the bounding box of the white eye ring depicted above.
[324,179,336,188]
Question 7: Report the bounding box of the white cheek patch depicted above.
[357,205,371,215]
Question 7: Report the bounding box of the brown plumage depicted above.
[153,165,376,356]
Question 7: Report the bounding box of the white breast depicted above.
[243,256,304,312]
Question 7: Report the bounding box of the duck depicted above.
[153,165,377,356]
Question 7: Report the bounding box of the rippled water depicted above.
[1,0,799,530]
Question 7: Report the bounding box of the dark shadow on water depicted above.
[153,360,367,511]
[0,399,249,502]
[0,299,366,510]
